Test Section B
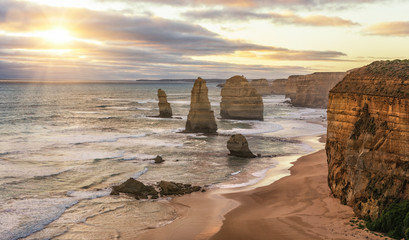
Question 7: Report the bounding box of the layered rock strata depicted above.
[220,75,264,120]
[185,77,217,133]
[250,79,271,95]
[227,134,256,158]
[326,60,409,220]
[270,79,287,95]
[157,89,172,118]
[286,72,346,108]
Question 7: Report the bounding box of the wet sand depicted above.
[139,136,387,240]
[42,135,387,240]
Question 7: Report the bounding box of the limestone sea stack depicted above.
[157,89,172,118]
[184,77,217,133]
[326,60,409,220]
[227,134,256,158]
[286,72,346,108]
[270,79,287,95]
[220,75,264,120]
[250,79,271,95]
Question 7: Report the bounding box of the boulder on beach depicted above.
[227,134,256,158]
[110,178,158,199]
[157,89,172,118]
[184,77,217,133]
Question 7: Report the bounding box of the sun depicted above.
[40,28,73,44]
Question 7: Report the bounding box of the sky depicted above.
[0,0,408,80]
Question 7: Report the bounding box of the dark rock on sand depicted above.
[111,178,158,199]
[111,179,203,199]
[227,134,256,158]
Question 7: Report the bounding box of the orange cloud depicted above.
[270,13,359,27]
[365,21,409,36]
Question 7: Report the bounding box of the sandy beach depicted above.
[31,135,389,240]
[138,136,387,240]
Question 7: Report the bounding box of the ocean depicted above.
[0,81,326,239]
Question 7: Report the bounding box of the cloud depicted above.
[0,0,350,80]
[183,9,359,27]
[97,0,390,9]
[266,50,347,61]
[364,21,409,36]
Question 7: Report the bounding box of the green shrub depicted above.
[367,201,409,239]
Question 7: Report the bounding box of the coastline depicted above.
[137,135,388,240]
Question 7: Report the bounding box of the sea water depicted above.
[0,81,326,239]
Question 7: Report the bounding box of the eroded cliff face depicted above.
[220,75,264,121]
[250,79,271,95]
[326,60,409,220]
[270,79,287,95]
[185,77,217,133]
[287,72,346,108]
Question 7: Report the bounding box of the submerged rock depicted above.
[157,89,172,118]
[185,77,217,133]
[220,75,264,120]
[154,155,164,164]
[227,134,256,158]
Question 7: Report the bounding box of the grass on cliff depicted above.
[367,200,409,239]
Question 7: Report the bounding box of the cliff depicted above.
[250,79,271,95]
[185,77,217,133]
[220,75,264,121]
[157,89,172,118]
[270,79,287,95]
[326,60,409,220]
[286,72,346,108]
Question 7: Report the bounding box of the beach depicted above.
[136,136,388,240]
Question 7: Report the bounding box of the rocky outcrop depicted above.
[227,134,256,158]
[111,178,158,199]
[185,77,217,133]
[157,89,172,118]
[250,79,271,95]
[111,178,203,199]
[326,60,409,220]
[270,79,287,95]
[220,75,264,120]
[286,72,346,108]
[159,181,202,195]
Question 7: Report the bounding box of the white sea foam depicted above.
[218,121,283,135]
[70,134,147,145]
[131,167,149,179]
[219,164,277,189]
[0,198,78,240]
[136,99,156,104]
[66,189,111,199]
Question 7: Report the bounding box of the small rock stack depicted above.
[157,89,172,118]
[184,77,217,133]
